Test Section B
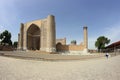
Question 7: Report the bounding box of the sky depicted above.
[0,0,120,49]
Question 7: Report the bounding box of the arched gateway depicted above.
[18,15,88,54]
[18,15,56,52]
[27,24,40,50]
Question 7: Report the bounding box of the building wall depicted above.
[56,26,88,53]
[0,45,13,51]
[56,38,66,45]
[18,15,56,52]
[18,15,88,53]
[56,44,84,51]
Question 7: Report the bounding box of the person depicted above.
[105,53,109,59]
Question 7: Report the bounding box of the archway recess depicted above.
[27,24,40,50]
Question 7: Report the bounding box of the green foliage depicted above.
[0,30,12,46]
[71,40,76,43]
[95,36,110,52]
[13,41,18,48]
[71,40,77,44]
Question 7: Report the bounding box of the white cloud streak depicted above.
[88,23,120,49]
[0,25,6,33]
[88,37,97,49]
[104,24,120,43]
[0,0,20,42]
[0,0,19,24]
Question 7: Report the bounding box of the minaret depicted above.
[83,26,88,53]
[46,15,56,52]
[18,23,24,50]
[17,33,21,50]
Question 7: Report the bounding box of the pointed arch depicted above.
[27,24,40,50]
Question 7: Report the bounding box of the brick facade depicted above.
[56,43,84,51]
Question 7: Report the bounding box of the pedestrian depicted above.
[105,53,109,59]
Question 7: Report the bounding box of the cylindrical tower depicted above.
[21,23,24,50]
[46,15,56,52]
[23,24,27,50]
[83,26,88,53]
[17,33,21,50]
[18,23,24,50]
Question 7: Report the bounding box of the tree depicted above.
[71,40,77,45]
[13,41,18,48]
[0,30,12,46]
[95,36,110,52]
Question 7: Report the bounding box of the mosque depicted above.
[18,15,88,54]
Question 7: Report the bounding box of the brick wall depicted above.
[56,43,85,51]
[56,38,66,45]
[0,45,13,51]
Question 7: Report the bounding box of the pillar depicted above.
[83,26,88,53]
[17,33,21,49]
[40,26,45,51]
[18,23,24,50]
[21,23,24,50]
[46,15,56,52]
[64,37,66,45]
[23,24,27,50]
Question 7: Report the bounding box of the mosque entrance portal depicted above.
[27,24,40,50]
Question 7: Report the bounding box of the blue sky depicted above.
[0,0,120,49]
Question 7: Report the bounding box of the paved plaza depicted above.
[0,51,104,61]
[0,52,120,80]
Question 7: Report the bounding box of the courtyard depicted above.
[0,53,120,80]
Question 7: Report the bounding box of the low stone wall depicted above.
[0,45,13,51]
[0,46,2,50]
[56,38,66,45]
[56,44,84,52]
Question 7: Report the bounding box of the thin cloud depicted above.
[88,37,97,49]
[0,26,6,33]
[104,24,120,43]
[88,24,120,49]
[0,0,18,24]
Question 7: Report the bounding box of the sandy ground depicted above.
[0,55,120,80]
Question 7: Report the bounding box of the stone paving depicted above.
[0,51,104,61]
[0,53,120,80]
